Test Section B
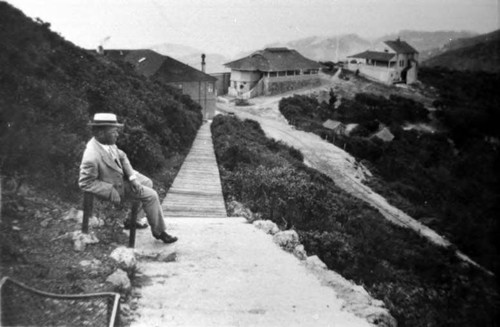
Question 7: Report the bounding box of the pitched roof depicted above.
[384,40,418,54]
[322,119,344,130]
[372,127,395,142]
[348,51,396,61]
[224,48,321,72]
[105,49,216,82]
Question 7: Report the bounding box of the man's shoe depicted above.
[124,220,148,230]
[154,232,178,244]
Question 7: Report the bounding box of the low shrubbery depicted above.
[212,115,498,326]
[278,86,499,276]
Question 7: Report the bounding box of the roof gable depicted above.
[224,47,321,72]
[384,40,418,54]
[105,49,216,82]
[348,50,396,61]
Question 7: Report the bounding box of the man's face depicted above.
[99,126,120,145]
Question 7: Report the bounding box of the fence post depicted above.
[128,202,139,248]
[82,192,94,234]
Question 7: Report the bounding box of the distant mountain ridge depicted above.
[264,30,478,62]
[375,30,477,60]
[266,34,371,62]
[146,30,493,73]
[150,43,230,74]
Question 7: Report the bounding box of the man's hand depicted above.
[130,179,143,195]
[110,188,121,205]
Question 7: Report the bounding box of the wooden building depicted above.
[104,49,217,120]
[347,38,419,84]
[224,48,322,99]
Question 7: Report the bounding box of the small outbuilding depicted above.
[322,119,346,135]
[372,127,395,142]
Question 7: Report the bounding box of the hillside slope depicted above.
[422,30,500,72]
[0,2,202,197]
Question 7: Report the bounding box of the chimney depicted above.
[97,45,104,55]
[201,53,206,73]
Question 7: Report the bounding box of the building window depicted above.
[207,84,213,93]
[270,72,277,77]
[286,70,294,76]
[278,71,286,76]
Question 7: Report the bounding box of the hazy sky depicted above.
[6,0,500,57]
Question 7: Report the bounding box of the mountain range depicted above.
[148,30,493,73]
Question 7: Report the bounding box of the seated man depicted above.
[79,113,177,244]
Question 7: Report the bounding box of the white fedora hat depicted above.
[89,113,124,127]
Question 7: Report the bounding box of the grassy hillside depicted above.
[422,30,500,72]
[278,70,500,276]
[0,3,202,323]
[211,115,498,327]
[0,2,202,199]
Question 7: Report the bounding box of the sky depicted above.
[6,0,500,57]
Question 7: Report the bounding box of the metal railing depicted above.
[0,277,121,327]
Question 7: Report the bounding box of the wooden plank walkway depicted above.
[161,122,227,217]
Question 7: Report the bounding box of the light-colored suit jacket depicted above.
[79,137,135,200]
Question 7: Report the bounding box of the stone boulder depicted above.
[272,230,300,252]
[293,244,307,260]
[253,220,280,235]
[305,255,328,269]
[106,269,131,293]
[110,246,137,270]
[63,207,104,227]
[226,200,260,222]
[305,258,397,327]
[69,231,99,251]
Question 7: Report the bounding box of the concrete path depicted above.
[161,122,227,218]
[131,218,370,327]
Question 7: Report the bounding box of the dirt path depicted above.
[215,81,491,275]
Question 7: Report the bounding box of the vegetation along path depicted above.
[129,121,376,326]
[216,89,492,276]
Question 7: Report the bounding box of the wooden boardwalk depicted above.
[161,122,227,217]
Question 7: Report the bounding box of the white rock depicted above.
[110,246,137,269]
[89,216,104,227]
[305,255,328,270]
[227,200,257,222]
[158,252,177,263]
[40,218,51,228]
[63,208,83,222]
[272,230,300,252]
[79,259,102,269]
[106,269,131,292]
[253,220,280,235]
[293,244,307,260]
[310,266,396,327]
[71,231,99,251]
